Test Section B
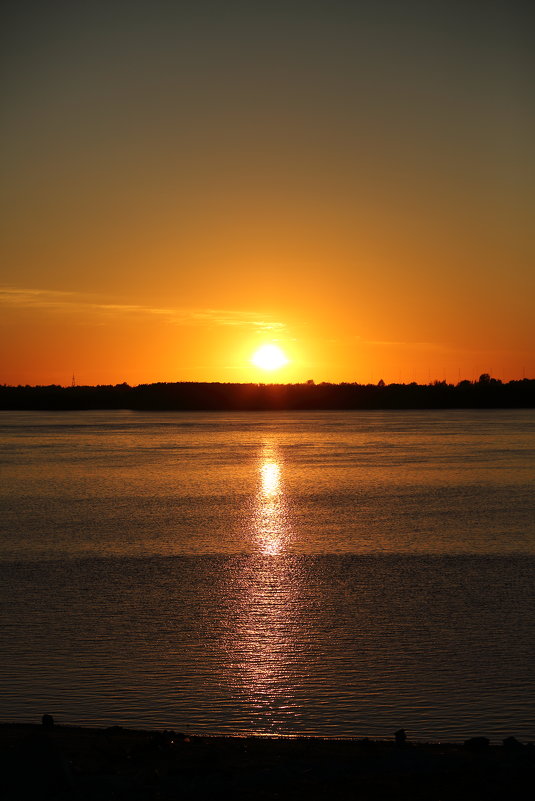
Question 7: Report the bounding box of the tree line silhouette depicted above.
[1,376,533,410]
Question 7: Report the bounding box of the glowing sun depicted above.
[251,344,289,371]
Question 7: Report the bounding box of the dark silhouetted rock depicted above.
[503,736,524,751]
[464,736,490,751]
[395,728,407,747]
[105,725,124,734]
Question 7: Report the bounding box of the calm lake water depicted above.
[1,409,534,740]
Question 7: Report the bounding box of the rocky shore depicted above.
[1,722,533,800]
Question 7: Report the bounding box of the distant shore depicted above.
[1,377,534,411]
[1,722,533,800]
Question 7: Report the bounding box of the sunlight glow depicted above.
[253,443,290,556]
[261,462,281,498]
[251,344,289,371]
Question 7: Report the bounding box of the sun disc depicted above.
[251,344,289,371]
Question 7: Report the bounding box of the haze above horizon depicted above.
[2,1,533,386]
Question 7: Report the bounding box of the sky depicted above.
[1,0,533,386]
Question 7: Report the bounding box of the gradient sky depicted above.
[2,0,533,385]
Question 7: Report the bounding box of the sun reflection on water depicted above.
[221,441,302,734]
[254,442,289,556]
[260,461,280,497]
[230,554,303,734]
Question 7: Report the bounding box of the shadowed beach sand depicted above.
[1,723,533,800]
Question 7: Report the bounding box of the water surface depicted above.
[1,410,534,739]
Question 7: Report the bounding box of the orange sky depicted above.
[1,1,533,386]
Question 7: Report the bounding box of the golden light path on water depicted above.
[227,441,303,733]
[2,412,534,739]
[257,443,286,556]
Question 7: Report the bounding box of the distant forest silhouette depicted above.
[1,376,534,410]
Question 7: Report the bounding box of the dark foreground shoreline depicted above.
[1,724,533,800]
